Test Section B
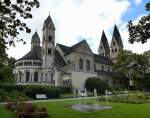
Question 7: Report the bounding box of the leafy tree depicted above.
[0,0,39,83]
[0,0,39,46]
[127,2,150,44]
[141,73,150,87]
[0,57,16,83]
[114,50,149,86]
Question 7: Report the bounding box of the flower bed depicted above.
[6,102,48,118]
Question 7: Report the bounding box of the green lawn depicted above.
[1,99,150,118]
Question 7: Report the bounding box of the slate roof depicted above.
[17,46,67,67]
[43,15,55,30]
[54,50,67,67]
[31,32,40,43]
[94,54,113,65]
[100,30,109,49]
[58,40,89,55]
[112,25,123,47]
[18,46,42,61]
[57,44,71,55]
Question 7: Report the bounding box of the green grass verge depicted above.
[1,99,150,118]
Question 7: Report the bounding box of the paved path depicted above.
[0,96,99,105]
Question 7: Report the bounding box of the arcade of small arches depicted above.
[16,70,55,85]
[15,60,42,67]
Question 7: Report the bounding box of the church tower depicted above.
[41,14,55,83]
[98,30,110,57]
[42,15,55,68]
[31,32,40,49]
[110,25,123,60]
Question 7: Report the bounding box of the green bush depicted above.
[0,84,61,99]
[0,84,25,92]
[85,77,108,94]
[24,85,61,99]
[58,86,72,94]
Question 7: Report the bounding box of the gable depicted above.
[75,41,93,55]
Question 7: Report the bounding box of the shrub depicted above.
[24,85,61,99]
[58,86,72,94]
[0,84,25,92]
[6,102,48,118]
[0,84,61,99]
[85,77,108,94]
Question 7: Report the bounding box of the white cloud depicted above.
[7,0,149,59]
[135,0,142,6]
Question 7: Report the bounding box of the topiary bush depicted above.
[85,77,108,94]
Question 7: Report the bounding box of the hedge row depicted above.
[0,84,72,99]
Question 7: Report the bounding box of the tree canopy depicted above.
[127,2,150,44]
[114,50,149,86]
[0,0,39,83]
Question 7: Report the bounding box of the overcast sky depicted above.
[7,0,150,59]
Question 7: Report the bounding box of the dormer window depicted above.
[48,36,52,42]
[101,46,103,49]
[48,48,52,54]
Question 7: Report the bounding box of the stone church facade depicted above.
[14,15,123,90]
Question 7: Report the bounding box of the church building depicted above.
[14,15,123,90]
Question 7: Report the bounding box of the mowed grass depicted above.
[1,99,150,118]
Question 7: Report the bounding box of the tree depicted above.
[127,2,150,44]
[0,57,16,83]
[0,0,39,46]
[114,50,149,86]
[0,0,39,83]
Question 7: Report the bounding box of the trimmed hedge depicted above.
[0,84,71,99]
[85,77,108,94]
[24,85,61,99]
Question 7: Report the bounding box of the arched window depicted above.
[48,48,52,54]
[108,67,110,72]
[113,41,115,45]
[112,49,114,53]
[48,36,52,42]
[115,48,117,52]
[26,72,30,82]
[19,71,22,82]
[79,58,83,70]
[86,60,90,71]
[34,72,38,82]
[51,74,53,83]
[68,60,70,64]
[102,65,104,71]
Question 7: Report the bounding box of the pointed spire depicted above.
[100,30,109,49]
[43,14,55,30]
[31,32,40,49]
[32,31,40,41]
[112,25,123,47]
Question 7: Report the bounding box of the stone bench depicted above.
[36,94,47,99]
